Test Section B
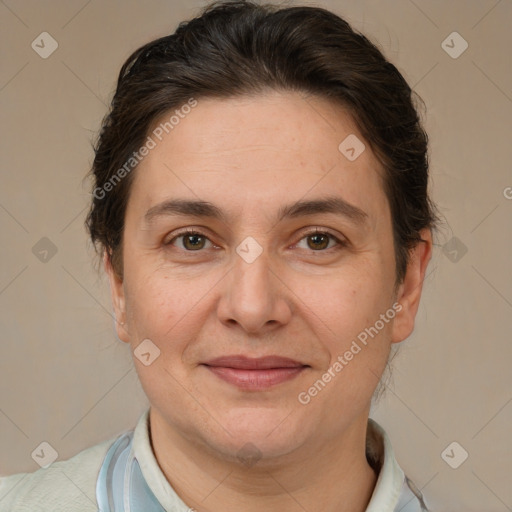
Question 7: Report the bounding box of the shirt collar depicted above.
[132,408,416,512]
[364,418,407,511]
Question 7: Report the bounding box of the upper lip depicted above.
[203,355,308,370]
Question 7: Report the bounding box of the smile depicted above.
[202,355,309,391]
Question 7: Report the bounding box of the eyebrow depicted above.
[143,196,369,227]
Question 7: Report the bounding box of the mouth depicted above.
[201,355,310,391]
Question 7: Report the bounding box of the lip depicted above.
[202,355,309,391]
[204,355,306,369]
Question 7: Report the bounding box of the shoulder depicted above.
[0,435,120,512]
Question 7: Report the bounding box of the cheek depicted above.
[312,258,394,365]
[123,268,200,347]
[306,275,395,413]
[326,258,390,319]
[123,271,206,396]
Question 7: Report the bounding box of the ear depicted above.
[103,251,130,343]
[391,228,433,344]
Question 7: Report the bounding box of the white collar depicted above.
[132,409,425,511]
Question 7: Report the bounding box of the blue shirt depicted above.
[0,409,429,511]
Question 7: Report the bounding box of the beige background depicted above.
[1,1,511,510]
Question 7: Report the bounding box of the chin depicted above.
[202,407,310,463]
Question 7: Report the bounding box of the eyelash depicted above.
[164,227,347,253]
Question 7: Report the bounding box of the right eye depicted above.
[165,229,215,251]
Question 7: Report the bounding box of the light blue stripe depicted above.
[96,431,166,511]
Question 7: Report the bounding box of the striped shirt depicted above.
[0,409,428,511]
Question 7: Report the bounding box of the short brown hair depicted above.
[85,0,438,284]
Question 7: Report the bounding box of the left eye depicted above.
[295,230,344,251]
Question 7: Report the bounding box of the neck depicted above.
[149,408,378,512]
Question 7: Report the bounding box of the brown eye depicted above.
[295,229,346,252]
[182,233,206,250]
[306,233,330,250]
[166,230,213,251]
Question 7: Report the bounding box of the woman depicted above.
[0,1,437,510]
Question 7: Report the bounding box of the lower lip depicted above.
[204,365,307,390]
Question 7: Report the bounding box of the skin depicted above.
[105,90,432,512]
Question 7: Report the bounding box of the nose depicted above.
[216,242,292,334]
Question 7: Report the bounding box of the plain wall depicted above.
[1,1,511,510]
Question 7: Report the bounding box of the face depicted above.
[106,91,431,463]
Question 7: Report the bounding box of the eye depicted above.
[295,229,346,252]
[164,228,346,253]
[165,229,214,251]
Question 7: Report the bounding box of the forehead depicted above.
[147,91,364,161]
[128,91,388,226]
